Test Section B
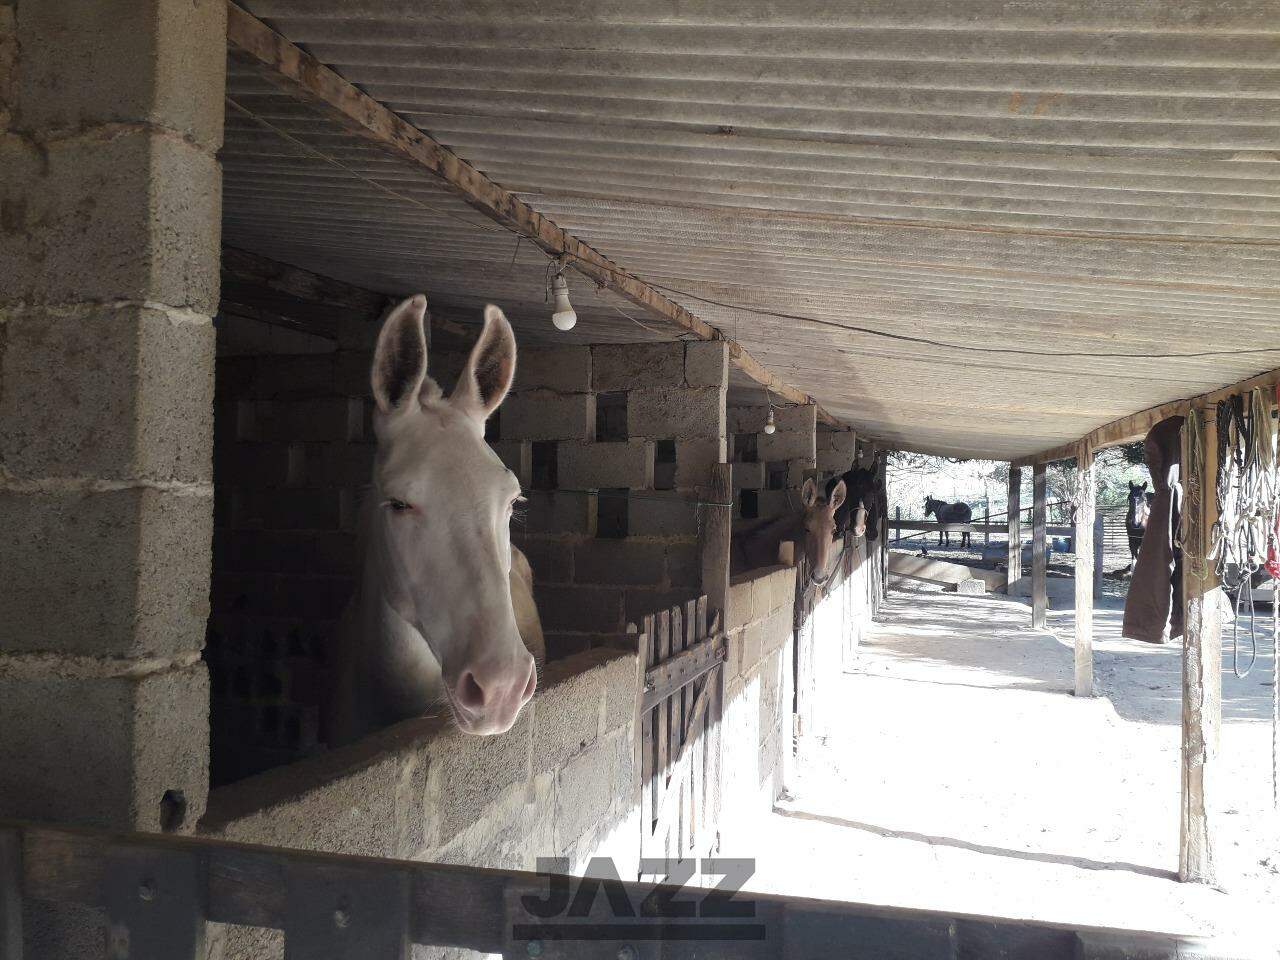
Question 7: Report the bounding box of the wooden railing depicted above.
[0,819,1198,959]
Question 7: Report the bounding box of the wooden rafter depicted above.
[1012,365,1280,467]
[224,2,839,426]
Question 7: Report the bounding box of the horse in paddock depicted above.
[731,477,847,586]
[924,495,973,548]
[327,296,544,746]
[1125,480,1153,572]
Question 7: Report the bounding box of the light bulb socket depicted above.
[550,273,577,331]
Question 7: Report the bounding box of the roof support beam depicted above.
[1011,364,1280,467]
[224,1,838,425]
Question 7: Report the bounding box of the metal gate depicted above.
[634,596,726,875]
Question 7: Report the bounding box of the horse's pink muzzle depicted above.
[448,652,537,735]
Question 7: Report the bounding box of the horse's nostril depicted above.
[456,671,487,710]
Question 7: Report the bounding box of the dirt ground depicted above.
[721,578,1279,955]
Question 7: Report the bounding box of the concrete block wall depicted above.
[727,403,818,520]
[505,340,730,659]
[0,3,227,955]
[717,565,797,842]
[200,648,643,960]
[817,426,858,476]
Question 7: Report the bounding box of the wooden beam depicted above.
[1032,464,1048,631]
[1006,468,1022,589]
[224,2,840,428]
[1013,365,1280,468]
[1179,404,1223,884]
[1073,442,1095,697]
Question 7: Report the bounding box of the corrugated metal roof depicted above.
[221,1,1280,458]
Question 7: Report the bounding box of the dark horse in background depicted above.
[924,496,973,548]
[1125,480,1153,572]
[827,456,884,541]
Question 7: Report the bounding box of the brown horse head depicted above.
[802,477,846,583]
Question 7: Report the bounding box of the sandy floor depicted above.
[722,579,1279,954]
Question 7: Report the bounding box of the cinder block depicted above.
[818,449,854,473]
[334,350,374,396]
[244,355,337,399]
[757,430,816,462]
[250,399,364,443]
[530,650,620,772]
[572,540,666,586]
[732,461,766,490]
[684,341,729,388]
[674,438,726,489]
[237,486,343,531]
[665,542,701,589]
[536,585,625,634]
[623,588,698,630]
[770,566,797,612]
[0,662,209,831]
[521,491,596,536]
[514,346,592,394]
[741,621,765,675]
[558,440,654,490]
[591,342,684,392]
[787,459,819,488]
[627,387,724,440]
[956,578,987,595]
[750,575,773,624]
[0,131,221,312]
[14,0,227,149]
[288,442,376,487]
[555,743,620,851]
[516,539,573,585]
[727,405,768,434]
[727,577,755,632]
[818,428,857,460]
[489,440,533,489]
[754,489,799,520]
[0,488,211,657]
[625,491,699,537]
[0,306,214,481]
[501,390,595,441]
[426,709,534,839]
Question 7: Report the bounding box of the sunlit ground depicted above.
[721,579,1279,955]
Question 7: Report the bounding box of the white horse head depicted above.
[365,295,536,735]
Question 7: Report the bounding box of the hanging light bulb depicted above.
[550,272,577,331]
[764,408,776,434]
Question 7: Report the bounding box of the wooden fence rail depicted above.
[0,819,1201,959]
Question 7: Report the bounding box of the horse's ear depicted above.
[371,295,429,414]
[451,304,516,421]
[829,480,847,512]
[801,477,818,508]
[1141,480,1149,490]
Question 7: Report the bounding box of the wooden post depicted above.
[0,830,20,960]
[1032,464,1048,629]
[1006,468,1022,589]
[894,506,901,544]
[983,498,991,550]
[1180,405,1222,884]
[1073,443,1095,697]
[699,463,732,620]
[1093,513,1105,598]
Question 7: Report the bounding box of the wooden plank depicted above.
[1006,468,1022,588]
[284,860,410,960]
[886,553,1004,591]
[1032,464,1048,630]
[1012,365,1280,468]
[102,842,206,960]
[670,602,686,860]
[641,635,725,712]
[699,463,733,622]
[0,830,21,960]
[1073,442,1095,698]
[894,520,1071,536]
[654,608,672,858]
[640,614,657,856]
[626,619,647,881]
[224,5,840,428]
[1179,404,1223,884]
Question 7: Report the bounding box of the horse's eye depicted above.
[384,498,413,513]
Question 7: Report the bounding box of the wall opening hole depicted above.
[597,489,629,539]
[532,441,558,490]
[735,433,758,463]
[654,438,677,490]
[596,392,628,441]
[767,462,788,491]
[740,490,759,520]
[159,790,187,833]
